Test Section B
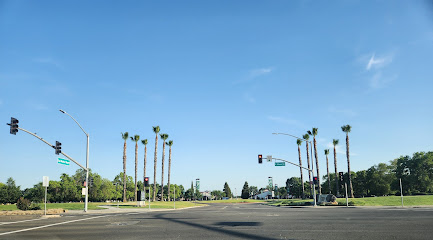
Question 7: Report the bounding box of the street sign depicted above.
[58,158,70,165]
[82,188,87,196]
[43,176,49,187]
[275,162,285,166]
[266,155,272,162]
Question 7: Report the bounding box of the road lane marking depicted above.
[0,215,108,236]
[0,218,43,226]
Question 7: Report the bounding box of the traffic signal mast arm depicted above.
[272,157,312,173]
[16,126,87,171]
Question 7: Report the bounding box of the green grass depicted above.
[340,195,433,206]
[209,199,265,204]
[0,202,107,211]
[267,199,313,206]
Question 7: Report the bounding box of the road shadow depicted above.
[154,213,275,240]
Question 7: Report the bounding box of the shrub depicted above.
[30,203,41,210]
[16,197,31,211]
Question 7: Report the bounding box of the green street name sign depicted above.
[275,162,285,166]
[58,158,70,165]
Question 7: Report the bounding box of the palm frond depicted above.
[312,128,318,136]
[166,140,173,146]
[121,132,129,140]
[153,126,160,134]
[141,139,148,145]
[333,139,339,146]
[160,133,169,140]
[303,134,310,140]
[296,139,302,146]
[307,130,312,135]
[324,149,329,155]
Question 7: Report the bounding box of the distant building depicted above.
[254,190,272,200]
[200,191,212,200]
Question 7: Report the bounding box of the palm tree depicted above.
[303,134,313,197]
[308,128,321,195]
[130,134,140,201]
[297,139,305,199]
[152,126,160,201]
[333,139,339,196]
[159,133,169,201]
[121,132,129,202]
[166,140,173,201]
[341,124,354,198]
[324,149,331,194]
[141,139,148,193]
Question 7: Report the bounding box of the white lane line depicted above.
[0,215,107,236]
[0,218,43,226]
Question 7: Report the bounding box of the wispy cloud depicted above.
[369,72,398,89]
[33,57,64,70]
[328,106,357,117]
[233,67,275,84]
[249,67,274,78]
[326,142,345,154]
[366,53,392,71]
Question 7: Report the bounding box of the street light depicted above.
[272,132,317,207]
[60,109,90,212]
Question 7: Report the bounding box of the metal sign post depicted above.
[345,182,348,207]
[174,187,176,209]
[42,176,49,215]
[400,178,404,207]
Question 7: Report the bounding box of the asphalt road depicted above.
[1,203,433,239]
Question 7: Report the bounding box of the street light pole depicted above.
[60,109,89,212]
[272,132,317,207]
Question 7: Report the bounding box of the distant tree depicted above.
[59,173,80,202]
[130,134,140,201]
[223,182,232,198]
[121,132,129,202]
[308,128,321,194]
[324,149,331,194]
[211,190,224,200]
[341,124,354,198]
[303,134,313,197]
[166,140,173,201]
[23,182,44,203]
[248,186,259,197]
[241,181,249,199]
[0,178,21,204]
[159,133,169,201]
[152,126,160,201]
[297,139,305,199]
[113,172,134,201]
[286,177,302,198]
[141,139,148,192]
[333,139,340,196]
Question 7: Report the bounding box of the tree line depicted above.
[0,170,186,204]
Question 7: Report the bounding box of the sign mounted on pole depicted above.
[266,155,272,162]
[275,162,285,166]
[43,176,49,187]
[58,158,70,165]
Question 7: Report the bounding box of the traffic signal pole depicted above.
[270,157,317,207]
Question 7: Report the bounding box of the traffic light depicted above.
[144,177,149,187]
[339,172,344,182]
[8,117,19,135]
[55,141,62,155]
[89,177,94,187]
[258,154,263,164]
[313,176,318,185]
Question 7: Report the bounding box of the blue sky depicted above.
[1,0,432,193]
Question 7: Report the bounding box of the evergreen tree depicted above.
[223,182,232,198]
[241,181,249,199]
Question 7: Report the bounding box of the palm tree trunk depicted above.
[167,145,172,201]
[314,137,321,195]
[134,142,138,202]
[306,142,313,197]
[153,134,158,201]
[334,146,339,196]
[160,141,166,201]
[143,145,147,192]
[346,133,354,198]
[298,145,304,199]
[326,154,331,194]
[123,141,127,202]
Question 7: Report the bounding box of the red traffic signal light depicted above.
[258,154,263,164]
[313,176,318,184]
[144,177,149,187]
